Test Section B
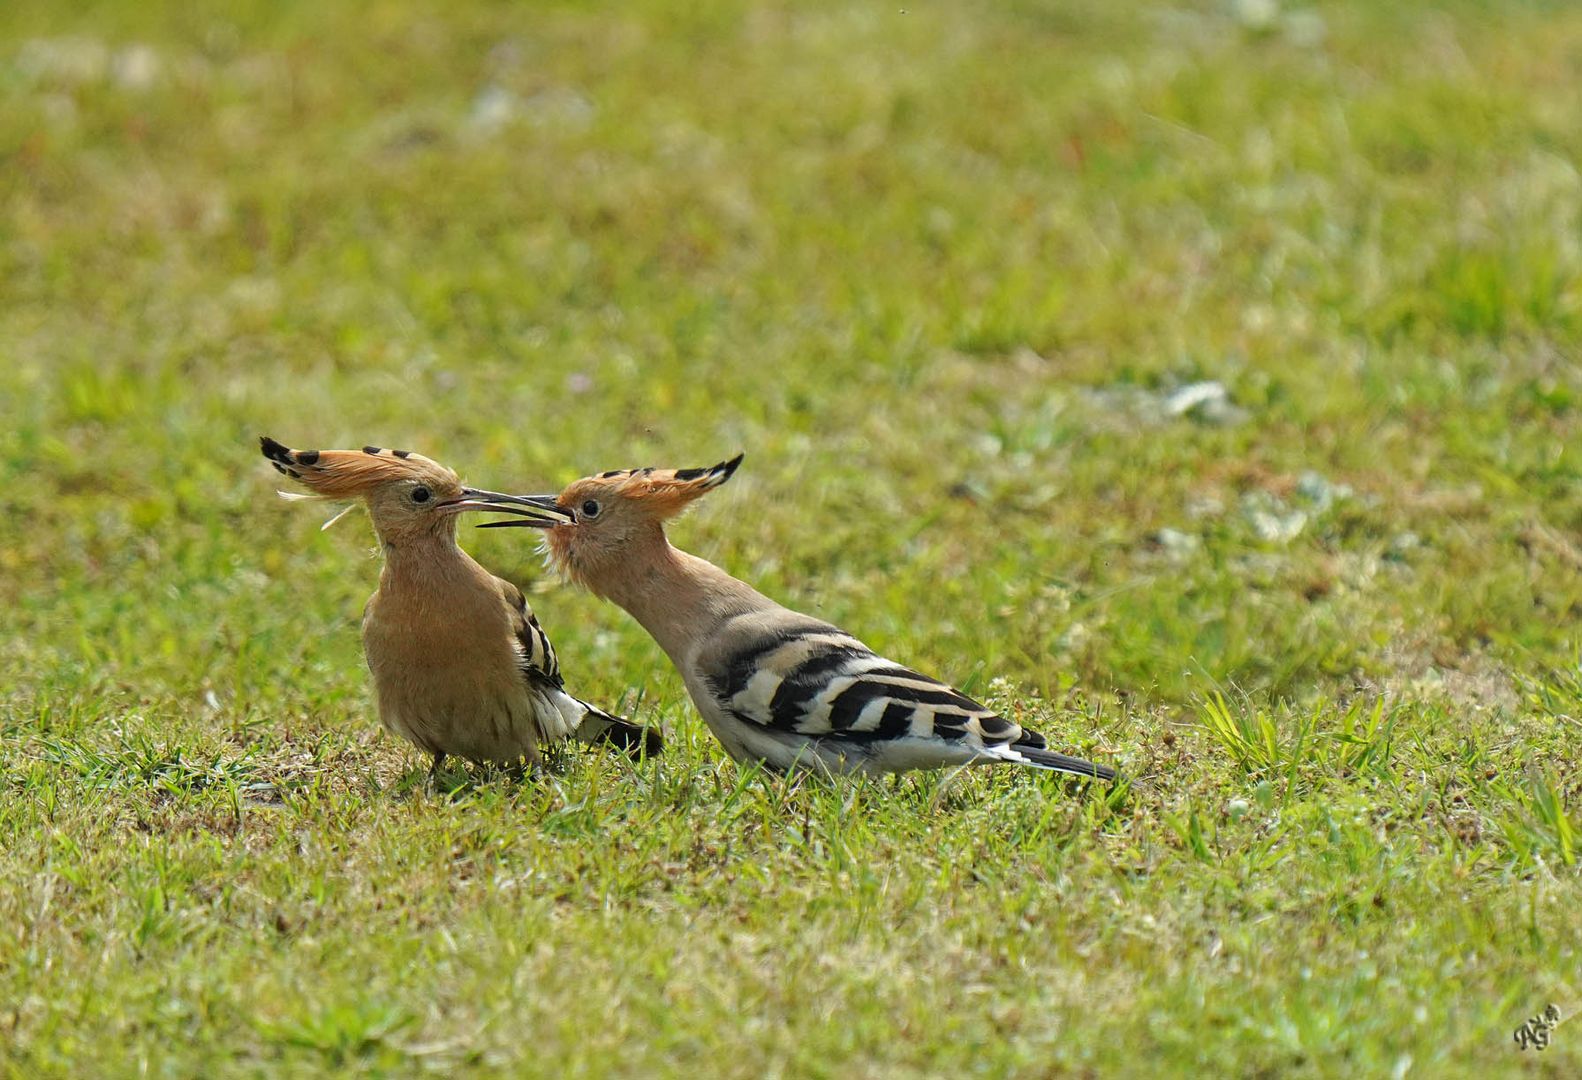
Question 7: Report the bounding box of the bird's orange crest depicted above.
[489,454,743,592]
[260,436,461,499]
[560,453,744,522]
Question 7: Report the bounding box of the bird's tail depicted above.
[985,737,1116,781]
[573,699,664,758]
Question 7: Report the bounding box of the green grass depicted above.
[3,0,1581,1074]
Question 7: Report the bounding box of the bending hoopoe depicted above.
[258,436,660,778]
[478,456,1115,781]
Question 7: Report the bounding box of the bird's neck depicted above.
[377,526,473,592]
[596,529,771,664]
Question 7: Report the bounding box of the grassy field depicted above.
[3,0,1581,1074]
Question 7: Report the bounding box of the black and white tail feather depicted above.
[977,740,1117,779]
[573,698,663,757]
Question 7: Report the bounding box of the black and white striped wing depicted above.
[496,578,562,691]
[496,578,662,757]
[701,616,1023,746]
[700,614,1115,779]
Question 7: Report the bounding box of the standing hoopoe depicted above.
[259,437,660,778]
[479,456,1115,781]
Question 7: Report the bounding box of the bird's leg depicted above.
[537,743,568,776]
[428,752,446,789]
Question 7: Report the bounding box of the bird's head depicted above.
[480,453,743,591]
[259,436,570,545]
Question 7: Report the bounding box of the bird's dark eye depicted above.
[411,486,431,504]
[581,499,601,519]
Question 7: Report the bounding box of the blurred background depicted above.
[4,0,1578,719]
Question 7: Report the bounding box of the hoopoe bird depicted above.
[258,436,660,778]
[479,456,1115,781]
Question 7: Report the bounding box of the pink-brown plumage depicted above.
[491,454,1113,780]
[259,436,660,777]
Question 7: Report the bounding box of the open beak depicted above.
[474,492,571,530]
[440,488,574,528]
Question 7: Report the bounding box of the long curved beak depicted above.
[474,493,569,530]
[439,488,574,527]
